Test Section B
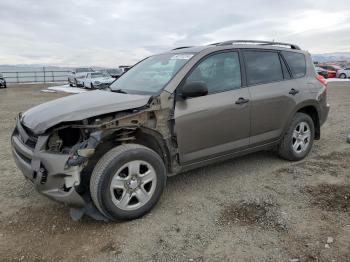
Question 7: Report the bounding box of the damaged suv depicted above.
[12,40,329,221]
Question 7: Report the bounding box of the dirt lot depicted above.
[0,83,349,261]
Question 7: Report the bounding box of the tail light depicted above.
[316,74,327,87]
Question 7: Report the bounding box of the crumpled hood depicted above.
[21,90,151,134]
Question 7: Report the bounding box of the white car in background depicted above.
[68,68,94,87]
[82,72,115,89]
[336,67,350,79]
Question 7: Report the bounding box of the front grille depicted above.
[16,121,37,148]
[13,118,37,162]
[22,125,38,149]
[25,138,37,149]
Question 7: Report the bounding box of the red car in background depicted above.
[318,65,342,78]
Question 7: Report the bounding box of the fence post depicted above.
[43,67,46,83]
[34,71,37,82]
[16,72,19,83]
[52,71,54,82]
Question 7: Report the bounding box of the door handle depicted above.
[289,88,299,95]
[235,97,250,105]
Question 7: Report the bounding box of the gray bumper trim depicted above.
[11,120,87,208]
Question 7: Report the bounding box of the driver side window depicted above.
[186,51,241,94]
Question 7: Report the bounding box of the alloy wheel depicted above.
[109,160,157,211]
[292,121,311,154]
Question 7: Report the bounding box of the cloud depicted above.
[0,0,349,66]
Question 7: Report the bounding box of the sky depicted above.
[0,0,349,67]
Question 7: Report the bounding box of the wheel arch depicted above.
[82,127,171,180]
[297,105,320,139]
[284,102,321,140]
[133,127,171,172]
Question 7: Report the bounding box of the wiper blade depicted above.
[110,88,128,94]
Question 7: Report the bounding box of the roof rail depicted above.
[172,46,193,50]
[211,40,301,50]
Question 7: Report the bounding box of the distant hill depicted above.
[312,52,350,63]
[0,64,115,72]
[0,64,71,72]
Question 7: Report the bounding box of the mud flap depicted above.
[70,203,109,222]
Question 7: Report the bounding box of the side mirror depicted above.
[181,81,208,98]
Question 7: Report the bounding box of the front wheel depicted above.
[278,113,315,161]
[90,144,167,221]
[339,73,347,79]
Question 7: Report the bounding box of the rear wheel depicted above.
[278,113,314,161]
[339,73,347,79]
[90,144,167,221]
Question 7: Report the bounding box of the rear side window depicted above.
[282,51,306,78]
[244,51,283,85]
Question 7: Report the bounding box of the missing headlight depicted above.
[47,127,82,152]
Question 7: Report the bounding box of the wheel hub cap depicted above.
[128,178,139,190]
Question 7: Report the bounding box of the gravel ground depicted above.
[0,83,349,261]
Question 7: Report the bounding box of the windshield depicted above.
[110,53,194,94]
[91,72,108,78]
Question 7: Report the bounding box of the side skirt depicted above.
[170,140,280,176]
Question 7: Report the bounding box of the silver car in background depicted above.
[336,67,350,79]
[101,68,124,79]
[68,68,94,87]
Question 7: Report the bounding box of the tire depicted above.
[278,112,315,161]
[90,83,94,89]
[339,73,346,79]
[69,83,73,87]
[90,144,167,221]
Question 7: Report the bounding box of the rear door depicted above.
[244,50,300,145]
[174,51,251,163]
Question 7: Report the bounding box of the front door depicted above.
[174,51,251,164]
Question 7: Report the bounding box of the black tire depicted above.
[69,83,73,87]
[90,144,167,221]
[278,112,315,161]
[339,73,346,79]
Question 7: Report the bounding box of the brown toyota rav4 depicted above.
[12,40,329,221]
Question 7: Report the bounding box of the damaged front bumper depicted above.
[11,117,89,211]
